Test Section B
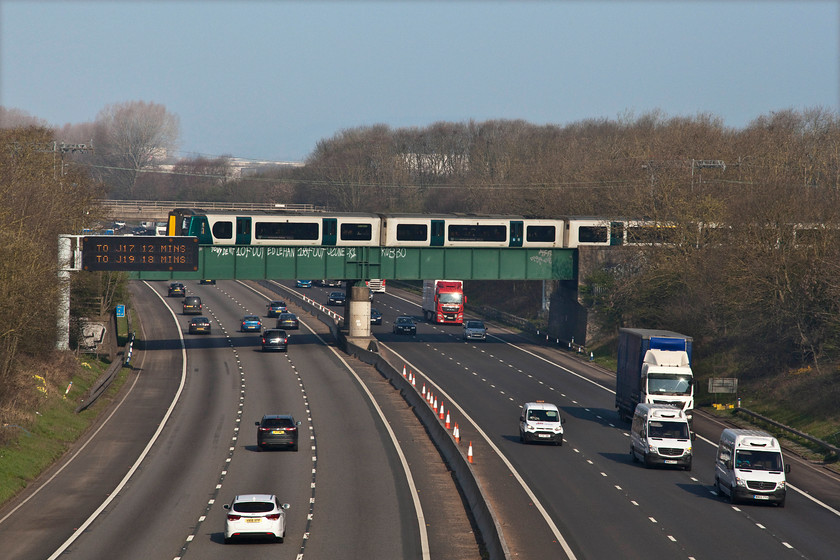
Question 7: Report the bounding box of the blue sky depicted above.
[2,1,838,162]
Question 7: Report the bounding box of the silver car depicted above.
[463,320,487,341]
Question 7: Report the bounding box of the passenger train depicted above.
[167,209,571,248]
[171,208,817,249]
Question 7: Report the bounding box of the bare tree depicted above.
[90,101,180,198]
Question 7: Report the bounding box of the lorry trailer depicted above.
[616,328,694,423]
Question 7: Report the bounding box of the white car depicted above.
[223,494,290,544]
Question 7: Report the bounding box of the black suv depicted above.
[168,282,186,297]
[261,329,288,352]
[183,296,202,315]
[254,414,300,451]
[256,414,300,451]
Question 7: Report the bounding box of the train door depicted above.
[236,217,252,245]
[431,220,445,246]
[509,221,524,247]
[322,218,337,245]
[610,221,625,246]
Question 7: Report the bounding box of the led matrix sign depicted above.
[82,236,199,271]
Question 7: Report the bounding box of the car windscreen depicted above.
[439,292,463,304]
[648,420,689,439]
[527,409,558,422]
[735,449,783,471]
[233,502,274,513]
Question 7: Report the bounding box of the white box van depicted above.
[629,404,694,470]
[519,401,565,445]
[715,428,789,507]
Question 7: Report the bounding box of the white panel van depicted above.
[629,404,693,470]
[519,401,565,445]
[715,428,789,507]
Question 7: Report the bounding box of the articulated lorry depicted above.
[422,280,465,324]
[616,328,694,423]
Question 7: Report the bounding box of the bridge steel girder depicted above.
[129,246,576,281]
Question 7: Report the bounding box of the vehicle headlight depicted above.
[777,481,785,489]
[647,444,658,453]
[735,477,748,487]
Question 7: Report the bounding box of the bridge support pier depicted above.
[346,283,371,338]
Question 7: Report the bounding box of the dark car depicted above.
[393,316,416,335]
[188,316,211,334]
[168,282,186,297]
[261,329,288,352]
[276,312,299,330]
[240,315,262,332]
[183,296,202,315]
[255,414,301,451]
[199,279,216,285]
[370,308,382,325]
[327,291,345,306]
[266,300,287,317]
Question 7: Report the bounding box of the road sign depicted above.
[82,236,198,272]
[708,378,738,394]
[116,304,125,318]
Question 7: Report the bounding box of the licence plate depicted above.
[753,494,770,500]
[538,434,551,438]
[664,460,677,464]
[245,518,261,523]
[271,430,285,435]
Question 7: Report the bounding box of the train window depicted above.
[212,221,233,239]
[255,221,319,240]
[340,223,373,241]
[396,223,428,241]
[448,224,506,242]
[525,225,556,243]
[578,226,608,243]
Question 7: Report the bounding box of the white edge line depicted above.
[46,282,189,560]
[384,344,578,560]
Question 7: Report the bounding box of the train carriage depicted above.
[169,209,380,247]
[380,214,564,248]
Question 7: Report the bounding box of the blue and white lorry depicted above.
[615,328,694,423]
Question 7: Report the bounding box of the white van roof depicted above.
[635,403,688,421]
[524,401,559,412]
[721,428,781,450]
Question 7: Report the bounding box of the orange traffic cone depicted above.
[453,423,460,443]
[422,383,426,397]
[439,402,445,420]
[402,364,407,377]
[467,441,474,464]
[445,410,451,429]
